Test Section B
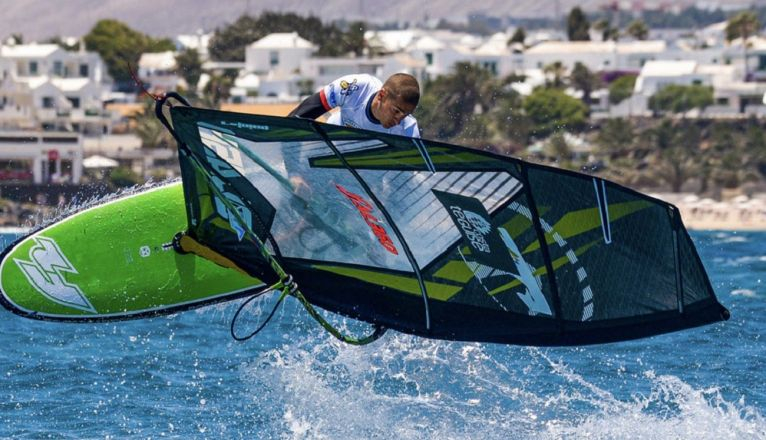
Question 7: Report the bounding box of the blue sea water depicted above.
[0,230,764,439]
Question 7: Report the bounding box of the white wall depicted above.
[245,47,313,76]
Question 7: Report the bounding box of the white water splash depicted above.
[731,289,758,298]
[238,328,766,440]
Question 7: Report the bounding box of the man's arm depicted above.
[288,92,331,119]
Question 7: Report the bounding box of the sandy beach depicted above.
[653,193,766,231]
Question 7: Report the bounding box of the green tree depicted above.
[595,118,635,159]
[701,121,736,193]
[330,21,366,57]
[608,74,637,105]
[175,48,203,92]
[208,12,366,62]
[208,14,259,61]
[493,93,533,149]
[416,63,509,142]
[569,62,600,103]
[626,19,650,40]
[83,19,175,86]
[726,11,761,80]
[593,18,619,41]
[523,87,589,137]
[704,119,766,189]
[567,7,591,41]
[201,72,235,108]
[130,100,175,149]
[543,61,567,88]
[649,84,714,115]
[744,121,766,180]
[643,120,700,192]
[109,167,143,188]
[544,132,573,166]
[509,27,526,45]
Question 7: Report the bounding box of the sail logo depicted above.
[335,184,399,255]
[450,207,491,253]
[13,236,96,313]
[203,144,253,241]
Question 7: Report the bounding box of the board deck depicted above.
[0,182,264,321]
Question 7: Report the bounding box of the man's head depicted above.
[372,73,420,128]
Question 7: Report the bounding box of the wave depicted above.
[233,318,765,440]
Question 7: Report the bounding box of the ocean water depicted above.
[0,230,764,439]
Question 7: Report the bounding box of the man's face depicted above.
[376,89,416,128]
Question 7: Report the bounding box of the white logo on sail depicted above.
[14,236,95,313]
[498,228,552,316]
[451,207,492,253]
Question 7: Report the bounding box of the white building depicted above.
[300,54,427,92]
[0,131,83,184]
[634,60,709,96]
[0,43,112,134]
[138,51,183,93]
[524,40,667,72]
[176,32,212,61]
[245,32,316,76]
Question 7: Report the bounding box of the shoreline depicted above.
[652,193,766,232]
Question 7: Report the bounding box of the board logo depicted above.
[335,184,399,255]
[13,236,96,313]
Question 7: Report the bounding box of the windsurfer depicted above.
[289,73,421,138]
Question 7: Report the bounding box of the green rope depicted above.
[284,278,387,346]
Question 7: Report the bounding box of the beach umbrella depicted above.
[83,155,119,168]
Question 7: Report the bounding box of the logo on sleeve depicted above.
[340,79,359,96]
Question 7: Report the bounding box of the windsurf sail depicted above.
[158,96,729,346]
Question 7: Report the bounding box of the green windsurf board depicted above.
[0,182,264,321]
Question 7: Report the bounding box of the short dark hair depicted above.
[383,73,420,107]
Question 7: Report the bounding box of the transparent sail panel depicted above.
[198,125,412,271]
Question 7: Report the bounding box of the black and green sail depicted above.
[167,104,729,346]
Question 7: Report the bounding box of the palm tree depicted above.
[626,19,649,41]
[726,11,762,81]
[131,100,174,150]
[543,61,567,88]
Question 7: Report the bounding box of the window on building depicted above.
[692,79,702,85]
[80,64,89,77]
[425,52,433,65]
[53,61,63,76]
[483,61,497,75]
[67,97,80,108]
[42,97,54,108]
[717,97,729,105]
[29,61,38,75]
[270,51,279,66]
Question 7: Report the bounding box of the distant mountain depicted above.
[1,0,764,41]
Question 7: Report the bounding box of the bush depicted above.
[109,167,143,188]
